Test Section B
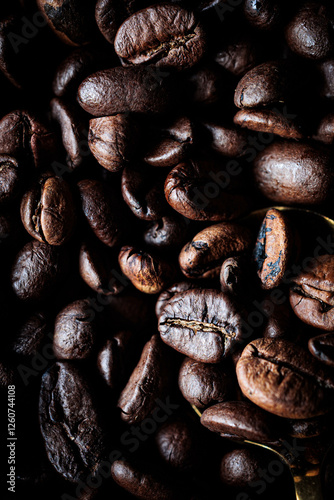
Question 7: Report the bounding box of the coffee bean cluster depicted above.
[2,1,334,499]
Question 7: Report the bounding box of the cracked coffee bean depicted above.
[39,362,105,483]
[114,3,207,70]
[236,338,334,418]
[119,246,176,294]
[20,173,76,246]
[290,255,334,331]
[309,332,334,368]
[159,288,246,363]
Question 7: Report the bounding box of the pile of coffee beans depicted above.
[2,1,334,499]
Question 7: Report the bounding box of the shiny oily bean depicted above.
[97,330,133,390]
[79,242,125,296]
[309,332,334,368]
[234,108,303,139]
[159,289,246,363]
[214,34,263,76]
[118,246,176,294]
[117,334,170,424]
[21,174,76,246]
[89,114,137,172]
[202,122,249,158]
[236,338,334,418]
[253,141,334,205]
[314,113,334,144]
[53,300,98,360]
[234,61,291,109]
[111,459,179,500]
[143,215,189,250]
[114,3,207,71]
[220,255,256,299]
[77,66,174,116]
[95,0,144,44]
[178,357,231,409]
[11,311,48,358]
[219,448,273,489]
[51,97,87,171]
[179,222,253,279]
[285,3,334,60]
[290,255,334,331]
[243,0,281,30]
[200,400,278,442]
[77,179,124,248]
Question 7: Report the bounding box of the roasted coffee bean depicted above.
[164,159,251,221]
[52,47,106,97]
[261,291,296,340]
[201,400,277,442]
[118,334,170,423]
[318,59,334,99]
[78,179,124,247]
[11,240,67,301]
[243,0,281,31]
[214,34,263,76]
[39,362,105,482]
[234,108,303,139]
[122,163,169,220]
[155,417,199,471]
[201,122,248,158]
[21,173,76,246]
[111,459,179,500]
[285,3,334,60]
[77,66,174,116]
[79,241,125,295]
[159,289,246,363]
[253,208,292,290]
[89,114,137,172]
[314,113,334,144]
[253,141,334,205]
[144,116,194,168]
[114,4,207,71]
[220,255,256,299]
[97,330,133,390]
[37,0,97,46]
[95,0,142,44]
[236,338,334,418]
[0,110,58,169]
[50,97,88,171]
[290,255,334,331]
[309,332,334,367]
[143,215,188,250]
[118,246,176,294]
[11,311,49,358]
[219,448,273,488]
[155,281,198,318]
[286,414,330,439]
[0,154,21,204]
[186,63,230,106]
[234,61,291,109]
[179,222,253,279]
[53,300,98,360]
[178,357,231,409]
